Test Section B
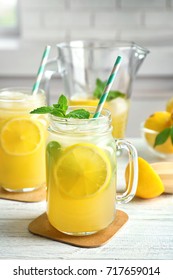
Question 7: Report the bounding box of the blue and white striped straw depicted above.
[32,45,51,95]
[93,55,122,118]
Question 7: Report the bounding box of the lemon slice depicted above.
[54,143,112,199]
[1,118,42,156]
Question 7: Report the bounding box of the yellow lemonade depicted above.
[46,108,116,235]
[69,97,129,138]
[0,89,47,191]
[47,143,116,234]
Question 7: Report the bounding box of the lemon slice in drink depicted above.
[54,143,112,199]
[1,118,42,156]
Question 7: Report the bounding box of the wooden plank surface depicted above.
[0,138,173,260]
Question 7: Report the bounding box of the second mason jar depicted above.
[46,106,138,236]
[0,87,47,192]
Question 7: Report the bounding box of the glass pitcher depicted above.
[44,40,149,138]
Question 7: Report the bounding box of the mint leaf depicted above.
[170,127,173,144]
[66,109,90,119]
[46,141,61,155]
[59,94,68,106]
[51,109,66,117]
[53,94,68,111]
[93,78,125,101]
[96,78,107,89]
[93,79,106,99]
[46,141,61,178]
[53,94,68,112]
[106,90,126,101]
[30,106,53,114]
[154,127,171,147]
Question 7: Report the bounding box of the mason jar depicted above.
[0,87,47,192]
[46,106,138,236]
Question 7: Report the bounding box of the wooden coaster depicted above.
[0,186,46,202]
[28,210,128,248]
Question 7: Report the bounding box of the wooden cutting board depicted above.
[151,162,173,193]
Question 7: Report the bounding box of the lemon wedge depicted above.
[53,143,112,199]
[126,157,164,199]
[0,118,42,156]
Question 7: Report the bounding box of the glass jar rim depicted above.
[49,106,112,135]
[0,87,45,103]
[57,40,149,54]
[50,105,111,121]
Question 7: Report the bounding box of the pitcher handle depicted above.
[42,57,60,103]
[115,139,138,204]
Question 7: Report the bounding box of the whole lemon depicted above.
[144,111,173,154]
[144,111,172,131]
[166,97,173,114]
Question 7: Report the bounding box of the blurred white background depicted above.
[0,0,173,136]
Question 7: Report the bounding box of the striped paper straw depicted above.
[32,45,51,95]
[93,55,122,118]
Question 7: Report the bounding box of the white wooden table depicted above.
[0,138,173,260]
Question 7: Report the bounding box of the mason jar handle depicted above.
[115,139,138,204]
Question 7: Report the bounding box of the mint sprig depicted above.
[30,106,53,114]
[30,94,90,119]
[93,78,125,101]
[154,127,173,147]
